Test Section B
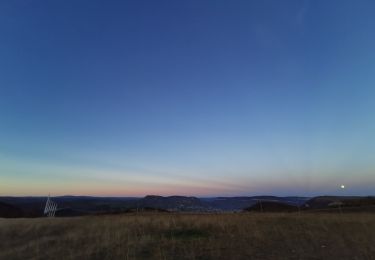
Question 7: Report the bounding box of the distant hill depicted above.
[203,196,308,211]
[303,196,375,212]
[3,195,375,217]
[0,196,139,217]
[0,195,310,217]
[138,195,205,211]
[202,197,255,211]
[244,201,299,213]
[0,202,23,218]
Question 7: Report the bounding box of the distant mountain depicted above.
[138,195,206,211]
[303,196,375,212]
[0,201,23,218]
[244,201,299,212]
[0,197,47,217]
[201,197,258,211]
[0,196,139,217]
[3,195,374,217]
[0,195,311,217]
[201,196,309,211]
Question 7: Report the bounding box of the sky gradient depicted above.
[1,0,375,196]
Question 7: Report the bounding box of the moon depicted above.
[340,185,345,189]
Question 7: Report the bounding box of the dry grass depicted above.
[1,213,374,260]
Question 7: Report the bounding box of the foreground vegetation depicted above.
[1,213,374,260]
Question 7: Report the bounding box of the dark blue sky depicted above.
[1,0,375,196]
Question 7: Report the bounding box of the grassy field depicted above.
[1,213,374,260]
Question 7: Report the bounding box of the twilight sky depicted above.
[1,0,375,196]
